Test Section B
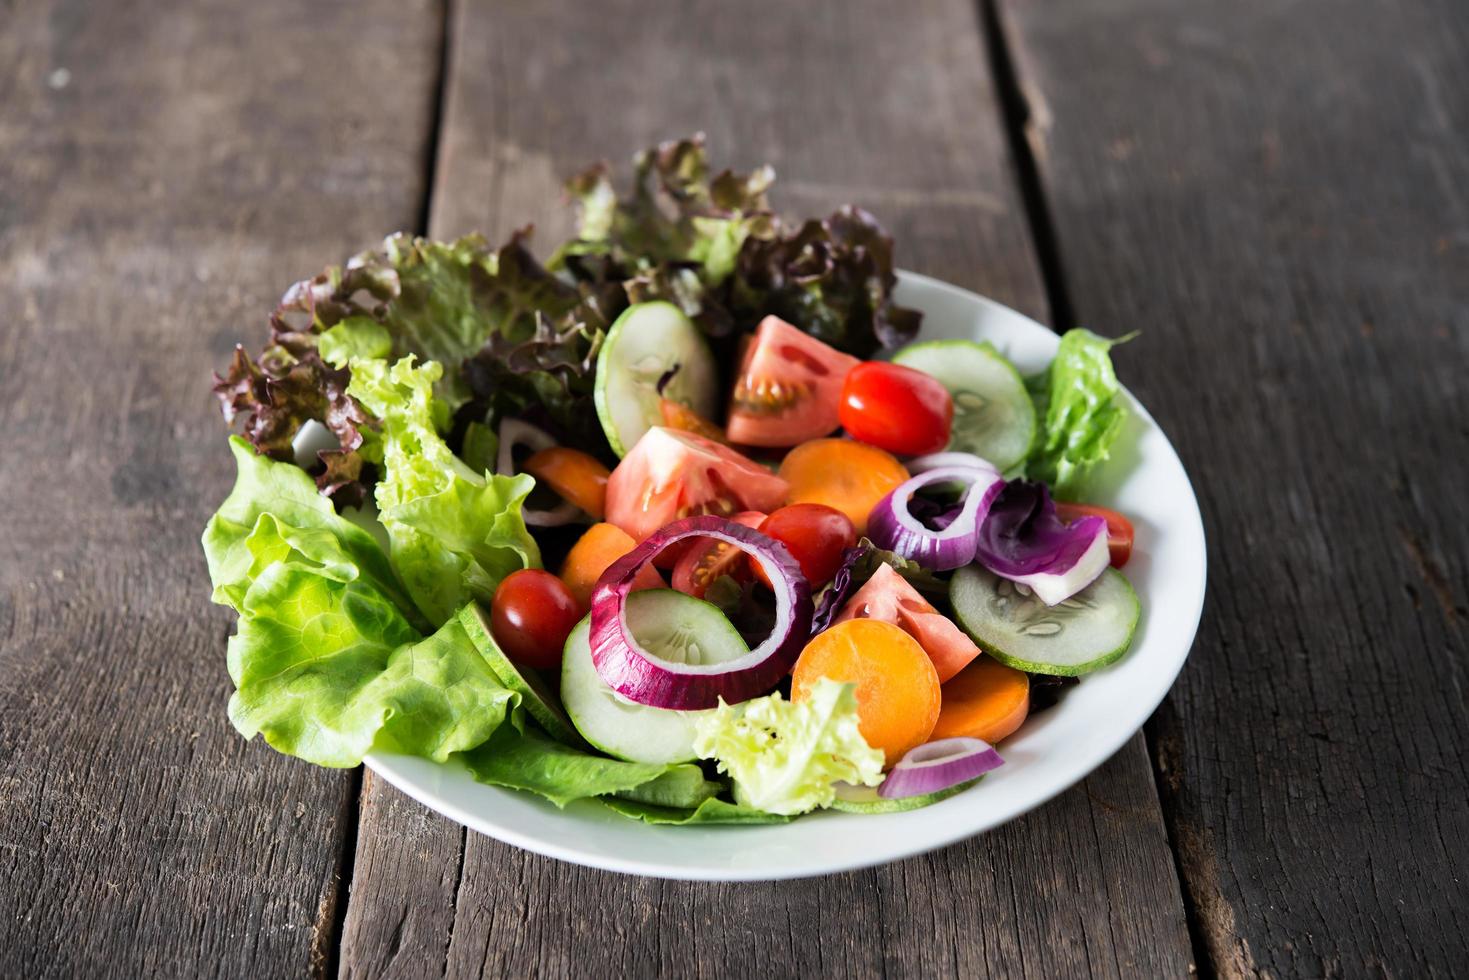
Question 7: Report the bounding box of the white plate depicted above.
[366,272,1207,881]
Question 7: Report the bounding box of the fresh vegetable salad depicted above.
[204,137,1139,824]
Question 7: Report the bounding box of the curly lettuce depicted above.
[693,679,883,816]
[1026,329,1133,498]
[555,136,920,356]
[347,356,540,626]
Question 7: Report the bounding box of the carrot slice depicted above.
[523,447,611,519]
[659,398,728,444]
[777,439,910,535]
[559,522,664,614]
[931,655,1030,744]
[792,618,940,766]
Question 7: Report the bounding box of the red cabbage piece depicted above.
[976,481,1108,578]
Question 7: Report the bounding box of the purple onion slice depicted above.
[589,515,813,709]
[878,737,1005,799]
[865,466,1006,570]
[496,418,580,527]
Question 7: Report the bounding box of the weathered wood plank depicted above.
[0,1,442,976]
[339,1,1195,975]
[998,0,1469,974]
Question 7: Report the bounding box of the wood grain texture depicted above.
[998,0,1469,974]
[339,1,1195,976]
[0,1,441,976]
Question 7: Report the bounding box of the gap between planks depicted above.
[980,0,1216,974]
[322,2,453,977]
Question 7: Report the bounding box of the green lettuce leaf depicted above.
[601,797,790,826]
[318,317,393,367]
[226,566,518,767]
[462,725,713,808]
[1027,329,1133,499]
[348,356,540,626]
[202,436,420,627]
[693,679,884,816]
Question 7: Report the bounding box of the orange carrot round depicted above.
[931,655,1031,744]
[559,522,664,614]
[777,439,909,534]
[792,618,940,766]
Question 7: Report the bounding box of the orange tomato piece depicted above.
[792,619,940,767]
[931,656,1031,744]
[559,522,664,614]
[777,439,910,535]
[659,398,728,444]
[832,564,981,682]
[523,447,611,520]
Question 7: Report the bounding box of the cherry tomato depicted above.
[522,447,611,519]
[838,362,953,456]
[672,511,767,598]
[755,503,858,588]
[490,569,580,670]
[1055,502,1134,567]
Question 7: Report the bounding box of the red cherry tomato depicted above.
[755,503,858,588]
[490,569,581,670]
[1055,502,1135,567]
[839,362,953,456]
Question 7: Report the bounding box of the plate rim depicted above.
[366,270,1208,881]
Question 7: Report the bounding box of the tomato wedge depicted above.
[604,426,789,542]
[522,447,611,519]
[832,563,982,682]
[671,511,767,598]
[726,316,860,447]
[1054,502,1134,567]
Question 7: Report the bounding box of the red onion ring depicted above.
[878,737,1004,799]
[496,418,580,527]
[865,465,1006,570]
[906,451,1000,476]
[589,515,813,710]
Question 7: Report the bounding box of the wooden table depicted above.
[3,0,1465,975]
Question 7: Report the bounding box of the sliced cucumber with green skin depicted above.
[457,603,585,748]
[828,776,984,814]
[893,339,1037,471]
[949,565,1139,675]
[561,590,749,764]
[594,301,719,457]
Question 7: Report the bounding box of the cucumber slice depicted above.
[560,589,749,764]
[594,301,719,457]
[828,776,983,814]
[949,565,1139,675]
[893,339,1036,471]
[457,603,585,748]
